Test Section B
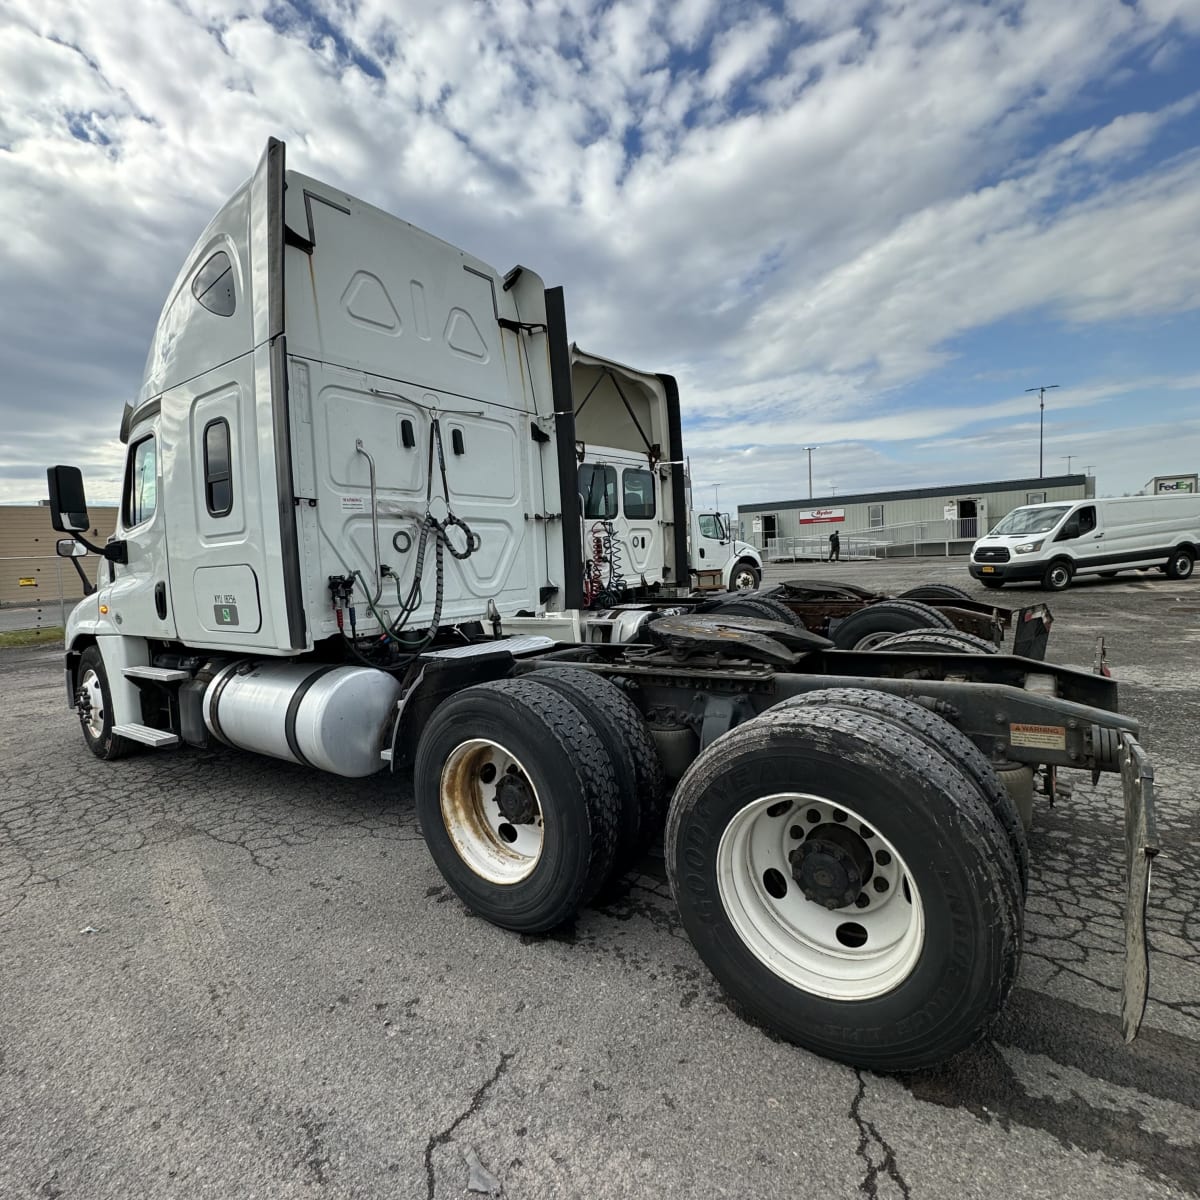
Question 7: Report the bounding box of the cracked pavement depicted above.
[1,559,1198,1198]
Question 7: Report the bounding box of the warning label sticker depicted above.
[1010,723,1067,751]
[340,495,366,513]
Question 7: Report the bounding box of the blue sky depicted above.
[1,0,1198,507]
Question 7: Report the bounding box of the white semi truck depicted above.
[568,345,761,599]
[47,139,1157,1072]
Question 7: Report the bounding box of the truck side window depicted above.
[622,468,656,519]
[1077,506,1096,534]
[192,250,236,316]
[124,436,157,527]
[203,418,233,517]
[698,514,721,539]
[578,464,617,520]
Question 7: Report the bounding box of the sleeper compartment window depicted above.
[204,418,233,517]
[192,250,236,316]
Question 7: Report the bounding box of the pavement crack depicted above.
[851,1069,911,1199]
[423,1051,514,1200]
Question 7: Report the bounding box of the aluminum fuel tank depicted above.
[203,661,401,777]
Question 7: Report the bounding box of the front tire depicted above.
[1041,559,1074,592]
[666,706,1022,1071]
[76,645,133,761]
[414,679,621,933]
[1165,548,1195,580]
[730,558,761,591]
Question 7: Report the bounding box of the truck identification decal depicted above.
[1010,723,1067,751]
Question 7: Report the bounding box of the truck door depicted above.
[619,462,663,581]
[693,511,728,570]
[106,421,178,639]
[1070,504,1104,566]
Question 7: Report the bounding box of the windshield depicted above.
[990,506,1071,536]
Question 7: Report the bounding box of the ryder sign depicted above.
[797,507,845,524]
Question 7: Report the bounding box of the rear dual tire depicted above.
[415,680,622,933]
[666,705,1023,1071]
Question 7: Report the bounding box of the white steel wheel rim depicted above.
[1049,565,1069,588]
[716,793,925,1000]
[733,568,758,590]
[440,738,544,885]
[80,668,105,739]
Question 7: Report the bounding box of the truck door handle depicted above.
[155,581,168,620]
[1093,533,1104,538]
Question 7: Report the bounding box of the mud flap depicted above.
[1119,733,1158,1041]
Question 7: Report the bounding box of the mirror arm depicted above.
[68,532,127,564]
[68,553,97,597]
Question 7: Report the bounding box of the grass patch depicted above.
[0,626,65,649]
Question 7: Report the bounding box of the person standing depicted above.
[829,529,841,562]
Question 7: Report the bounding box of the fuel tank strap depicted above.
[284,665,340,767]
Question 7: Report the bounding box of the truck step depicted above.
[123,666,192,683]
[112,723,180,748]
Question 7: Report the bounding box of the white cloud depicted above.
[1,0,1199,510]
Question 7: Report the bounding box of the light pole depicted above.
[712,483,720,510]
[802,446,818,499]
[830,484,837,496]
[1062,455,1075,474]
[1026,385,1059,477]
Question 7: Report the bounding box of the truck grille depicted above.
[974,546,1010,563]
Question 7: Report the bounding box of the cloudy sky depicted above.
[2,0,1199,512]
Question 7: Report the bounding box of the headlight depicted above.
[1014,540,1043,554]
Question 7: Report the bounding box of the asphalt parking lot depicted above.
[2,559,1198,1199]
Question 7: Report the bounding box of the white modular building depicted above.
[739,474,1092,559]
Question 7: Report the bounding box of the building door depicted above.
[957,499,978,539]
[759,514,777,550]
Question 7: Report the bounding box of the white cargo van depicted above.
[969,494,1200,591]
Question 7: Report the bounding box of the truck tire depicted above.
[830,599,953,650]
[1041,559,1073,592]
[665,705,1022,1071]
[980,578,1004,590]
[898,584,972,601]
[1165,548,1195,580]
[771,688,1028,895]
[712,595,805,626]
[76,645,134,761]
[730,558,761,591]
[868,629,1000,654]
[414,679,621,933]
[526,667,667,868]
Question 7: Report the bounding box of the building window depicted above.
[868,504,884,529]
[203,418,233,517]
[1026,491,1046,504]
[123,436,157,527]
[622,468,656,519]
[192,250,236,316]
[578,463,618,520]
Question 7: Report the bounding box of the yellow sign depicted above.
[18,577,36,587]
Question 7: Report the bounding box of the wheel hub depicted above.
[789,824,873,909]
[494,772,538,824]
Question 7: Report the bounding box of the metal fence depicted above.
[766,518,982,562]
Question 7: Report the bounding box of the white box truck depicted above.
[46,139,1158,1071]
[970,495,1200,591]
